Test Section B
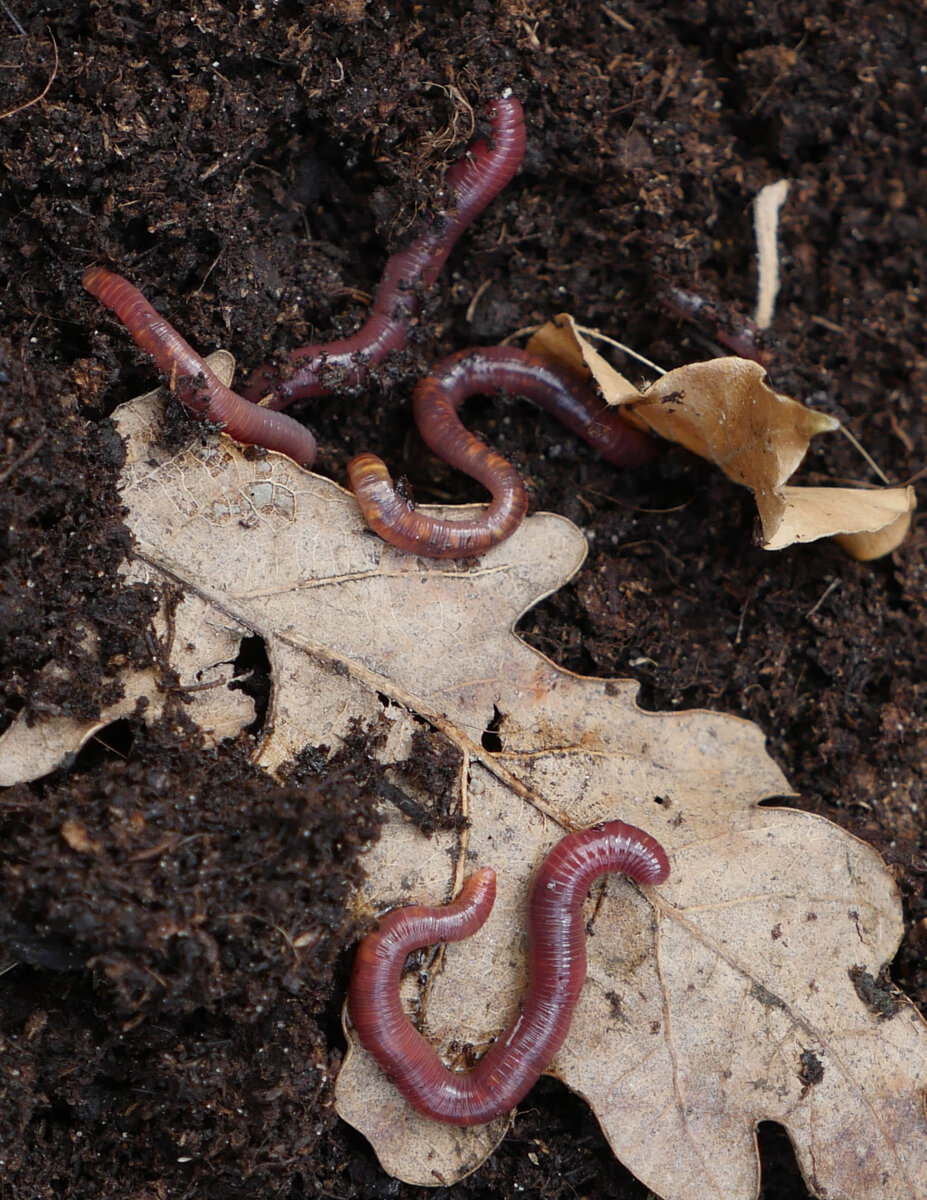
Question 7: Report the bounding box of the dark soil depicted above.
[1,3,924,1198]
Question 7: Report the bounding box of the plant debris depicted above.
[528,315,915,559]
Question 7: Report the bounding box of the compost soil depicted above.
[1,3,924,1198]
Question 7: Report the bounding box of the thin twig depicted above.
[836,422,891,485]
[600,4,635,31]
[0,28,57,121]
[0,1,25,35]
[575,324,667,376]
[805,578,841,620]
[902,462,927,487]
[501,321,667,376]
[191,249,224,297]
[501,322,541,344]
[735,585,756,646]
[465,277,492,324]
[0,432,47,484]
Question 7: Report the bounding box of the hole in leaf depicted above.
[481,705,504,753]
[72,717,135,768]
[230,634,271,735]
[755,1120,813,1198]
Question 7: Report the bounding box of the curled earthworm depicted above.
[348,819,670,1126]
[82,266,320,466]
[348,345,656,558]
[243,94,528,409]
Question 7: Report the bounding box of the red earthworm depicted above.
[348,819,669,1126]
[82,266,319,467]
[242,94,527,409]
[659,285,768,364]
[347,345,656,558]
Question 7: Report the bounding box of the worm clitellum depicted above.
[348,346,656,558]
[82,266,320,466]
[348,819,669,1126]
[243,95,528,409]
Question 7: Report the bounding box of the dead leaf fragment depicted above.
[753,179,791,329]
[528,315,914,558]
[527,311,642,405]
[0,358,255,787]
[0,576,256,786]
[762,483,917,558]
[60,819,103,855]
[629,357,838,492]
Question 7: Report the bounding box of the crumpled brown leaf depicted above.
[4,371,925,1199]
[527,314,915,559]
[767,484,918,559]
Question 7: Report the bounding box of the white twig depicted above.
[574,325,667,376]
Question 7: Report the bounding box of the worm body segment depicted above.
[243,96,527,409]
[347,346,655,558]
[82,267,319,466]
[348,819,669,1126]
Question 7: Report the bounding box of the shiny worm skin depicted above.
[347,346,656,558]
[242,95,528,409]
[81,266,320,466]
[348,819,670,1126]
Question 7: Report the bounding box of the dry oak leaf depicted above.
[4,366,925,1199]
[528,314,915,560]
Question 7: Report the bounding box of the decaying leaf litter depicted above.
[527,314,915,560]
[4,368,924,1200]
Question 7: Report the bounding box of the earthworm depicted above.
[659,285,767,364]
[242,94,527,409]
[347,345,656,558]
[82,266,319,466]
[348,819,670,1126]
